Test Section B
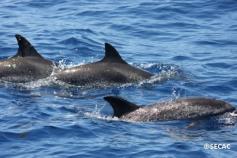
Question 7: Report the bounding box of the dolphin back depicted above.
[104,96,236,122]
[54,43,153,86]
[0,34,54,82]
[141,98,236,121]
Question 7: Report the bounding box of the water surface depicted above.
[0,0,237,157]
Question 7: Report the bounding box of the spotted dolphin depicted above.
[104,96,235,122]
[0,34,54,82]
[54,43,153,86]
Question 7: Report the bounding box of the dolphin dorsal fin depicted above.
[104,96,140,118]
[100,43,127,64]
[14,34,43,58]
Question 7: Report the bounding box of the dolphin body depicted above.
[54,43,153,86]
[0,34,54,82]
[104,96,236,122]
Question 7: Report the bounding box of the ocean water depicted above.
[0,0,237,157]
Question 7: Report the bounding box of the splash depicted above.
[230,110,237,117]
[84,103,120,121]
[84,112,120,122]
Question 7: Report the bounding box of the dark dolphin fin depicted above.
[100,43,127,64]
[14,34,43,58]
[104,96,140,118]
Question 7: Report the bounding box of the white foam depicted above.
[84,112,120,121]
[230,111,237,117]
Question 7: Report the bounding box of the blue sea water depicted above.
[0,0,237,157]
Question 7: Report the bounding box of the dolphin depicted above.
[0,34,54,82]
[104,96,236,122]
[54,43,153,86]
